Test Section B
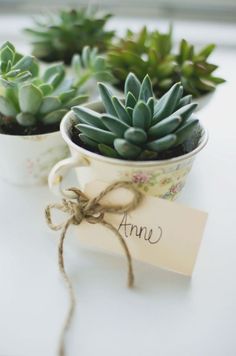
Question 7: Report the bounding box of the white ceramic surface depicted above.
[0,130,69,186]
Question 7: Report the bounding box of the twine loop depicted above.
[45,181,143,356]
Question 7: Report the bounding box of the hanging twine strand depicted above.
[45,181,143,356]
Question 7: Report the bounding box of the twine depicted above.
[45,181,143,356]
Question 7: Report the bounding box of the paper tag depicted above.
[76,181,208,276]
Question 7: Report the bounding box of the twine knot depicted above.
[45,181,143,356]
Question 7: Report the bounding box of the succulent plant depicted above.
[25,8,115,64]
[0,41,38,87]
[175,39,226,97]
[107,26,176,97]
[0,61,88,134]
[72,73,200,161]
[72,46,115,88]
[106,27,225,98]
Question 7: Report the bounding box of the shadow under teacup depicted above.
[48,101,208,200]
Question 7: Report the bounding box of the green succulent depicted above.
[107,26,176,97]
[72,46,115,88]
[175,39,226,97]
[25,8,115,64]
[72,73,200,161]
[0,61,88,134]
[106,27,225,98]
[0,41,38,87]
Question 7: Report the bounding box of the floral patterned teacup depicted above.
[48,102,208,200]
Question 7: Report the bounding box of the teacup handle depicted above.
[48,155,89,198]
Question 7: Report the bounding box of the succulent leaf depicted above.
[39,96,61,114]
[72,106,106,129]
[124,127,147,144]
[98,143,120,158]
[146,134,177,152]
[98,82,117,116]
[19,84,43,114]
[114,138,142,159]
[16,112,37,127]
[41,109,67,125]
[77,123,116,145]
[124,72,141,100]
[112,96,132,125]
[133,101,151,129]
[101,114,129,137]
[149,115,182,138]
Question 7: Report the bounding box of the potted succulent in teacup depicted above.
[0,42,89,186]
[49,72,208,200]
[24,7,115,65]
[106,27,225,110]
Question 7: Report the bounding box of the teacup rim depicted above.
[60,101,209,167]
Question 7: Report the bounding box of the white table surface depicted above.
[0,19,236,356]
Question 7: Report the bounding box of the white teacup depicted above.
[48,102,208,200]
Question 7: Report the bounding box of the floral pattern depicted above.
[118,163,192,200]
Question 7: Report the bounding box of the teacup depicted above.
[48,101,208,200]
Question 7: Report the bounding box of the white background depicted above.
[0,16,236,356]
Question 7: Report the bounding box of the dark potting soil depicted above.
[0,119,60,136]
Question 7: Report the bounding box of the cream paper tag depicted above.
[76,181,208,276]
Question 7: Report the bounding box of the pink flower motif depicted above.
[170,182,184,194]
[132,172,150,184]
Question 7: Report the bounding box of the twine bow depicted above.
[45,181,143,356]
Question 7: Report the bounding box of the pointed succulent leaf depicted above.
[41,109,67,125]
[19,84,43,114]
[174,118,199,146]
[101,114,129,137]
[173,103,198,122]
[39,96,61,114]
[47,71,65,88]
[138,75,153,102]
[198,44,215,59]
[72,106,106,129]
[0,41,15,52]
[112,96,131,125]
[133,101,151,129]
[77,124,116,145]
[124,72,141,100]
[125,91,137,109]
[114,138,142,159]
[98,82,117,116]
[98,143,120,158]
[79,133,98,149]
[16,112,37,127]
[147,97,154,116]
[12,55,34,72]
[176,95,192,109]
[59,89,76,103]
[153,83,182,122]
[124,127,147,144]
[149,115,182,138]
[146,134,177,152]
[42,63,64,82]
[0,46,14,64]
[0,96,18,117]
[126,106,133,119]
[66,95,88,108]
[39,83,53,95]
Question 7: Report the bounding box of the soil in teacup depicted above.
[0,116,60,136]
[70,125,202,161]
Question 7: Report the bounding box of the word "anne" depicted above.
[118,213,162,245]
